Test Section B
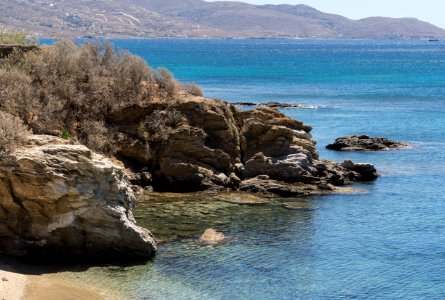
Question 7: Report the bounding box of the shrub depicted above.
[0,41,164,140]
[0,39,190,157]
[0,111,30,154]
[0,27,36,45]
[181,83,203,97]
[153,67,179,97]
[139,107,184,143]
[79,120,114,153]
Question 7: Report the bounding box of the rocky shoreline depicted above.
[0,95,379,261]
[0,135,156,261]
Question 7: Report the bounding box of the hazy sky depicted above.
[208,0,445,29]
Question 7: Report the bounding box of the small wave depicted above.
[232,102,331,109]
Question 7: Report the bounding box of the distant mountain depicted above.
[2,0,444,39]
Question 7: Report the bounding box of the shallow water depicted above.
[39,39,445,299]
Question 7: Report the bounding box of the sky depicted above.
[208,0,445,29]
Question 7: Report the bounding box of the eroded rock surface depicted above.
[326,135,407,151]
[110,98,242,191]
[0,135,156,260]
[109,97,378,196]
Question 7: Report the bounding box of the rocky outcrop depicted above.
[110,98,242,191]
[109,97,378,196]
[240,108,317,182]
[326,135,407,151]
[0,135,156,260]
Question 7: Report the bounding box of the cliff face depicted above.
[110,97,377,195]
[0,96,377,259]
[0,135,156,260]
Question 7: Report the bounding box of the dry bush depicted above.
[79,120,115,153]
[139,107,184,143]
[153,67,179,97]
[0,68,36,124]
[0,111,30,154]
[181,83,203,97]
[0,41,172,151]
[0,40,196,156]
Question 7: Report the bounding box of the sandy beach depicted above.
[0,264,27,300]
[0,260,110,300]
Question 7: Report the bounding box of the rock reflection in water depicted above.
[135,191,317,244]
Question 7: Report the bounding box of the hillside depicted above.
[1,0,444,39]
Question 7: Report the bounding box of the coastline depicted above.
[0,260,114,300]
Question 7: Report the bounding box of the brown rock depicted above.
[109,98,379,195]
[326,135,408,151]
[0,135,156,260]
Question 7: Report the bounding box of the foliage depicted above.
[60,129,71,140]
[0,39,204,156]
[0,41,159,153]
[139,107,184,143]
[153,67,179,97]
[0,111,30,154]
[181,83,204,96]
[0,27,36,45]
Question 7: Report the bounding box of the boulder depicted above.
[326,135,407,151]
[340,160,378,181]
[0,135,156,260]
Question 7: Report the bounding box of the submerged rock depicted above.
[326,135,407,151]
[0,135,156,260]
[219,193,269,205]
[197,229,230,246]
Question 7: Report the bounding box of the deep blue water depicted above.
[43,39,445,299]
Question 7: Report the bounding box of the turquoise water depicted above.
[44,39,445,299]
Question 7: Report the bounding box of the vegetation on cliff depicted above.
[0,40,377,197]
[0,41,201,155]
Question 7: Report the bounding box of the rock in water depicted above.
[110,97,380,196]
[198,229,229,246]
[0,135,156,260]
[326,135,407,151]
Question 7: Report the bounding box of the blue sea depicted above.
[43,39,445,299]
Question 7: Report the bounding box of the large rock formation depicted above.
[326,135,407,151]
[0,135,156,260]
[109,97,378,196]
[110,98,243,191]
